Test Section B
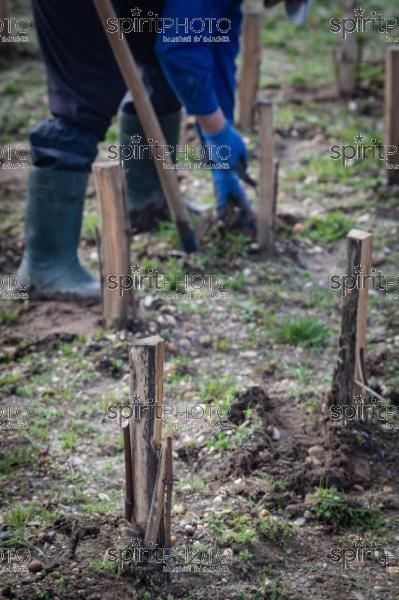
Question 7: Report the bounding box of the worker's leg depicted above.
[119,1,182,231]
[19,0,127,299]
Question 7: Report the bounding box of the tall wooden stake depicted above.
[330,230,373,409]
[164,436,173,547]
[385,47,399,185]
[257,100,276,253]
[129,336,164,534]
[0,0,9,21]
[238,12,263,130]
[93,162,131,329]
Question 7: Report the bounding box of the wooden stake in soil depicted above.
[330,230,373,408]
[93,162,131,330]
[238,11,263,130]
[334,0,360,97]
[164,436,173,547]
[257,100,276,253]
[0,0,9,21]
[92,0,197,253]
[384,47,399,185]
[123,421,134,523]
[129,336,164,534]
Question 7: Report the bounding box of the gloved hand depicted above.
[202,122,248,173]
[212,169,255,233]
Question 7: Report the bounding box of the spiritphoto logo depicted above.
[0,405,31,431]
[0,274,30,301]
[106,7,231,42]
[329,538,398,571]
[330,7,399,41]
[106,265,232,302]
[0,17,31,43]
[107,395,232,432]
[329,264,399,298]
[107,135,230,171]
[0,547,31,575]
[330,393,398,428]
[0,145,31,170]
[330,135,398,168]
[106,537,233,574]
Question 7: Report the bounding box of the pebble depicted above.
[272,427,281,441]
[293,517,306,527]
[184,524,195,537]
[174,504,185,515]
[308,445,324,459]
[199,335,212,347]
[166,342,177,354]
[213,496,223,505]
[28,559,43,573]
[259,509,269,519]
[293,223,304,233]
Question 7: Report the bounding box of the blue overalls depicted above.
[30,0,243,171]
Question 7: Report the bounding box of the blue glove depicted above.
[202,122,248,173]
[212,169,251,221]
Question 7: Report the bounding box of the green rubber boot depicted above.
[18,167,100,299]
[120,109,181,232]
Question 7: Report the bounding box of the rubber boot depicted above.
[18,167,100,299]
[120,110,181,232]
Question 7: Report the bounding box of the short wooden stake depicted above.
[129,336,164,534]
[257,100,276,253]
[238,12,263,130]
[384,47,399,185]
[93,162,131,329]
[330,230,373,408]
[164,436,173,547]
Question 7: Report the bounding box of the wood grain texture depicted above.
[93,162,131,329]
[144,446,167,546]
[257,100,275,252]
[330,230,373,410]
[385,47,399,185]
[128,336,164,531]
[238,13,263,130]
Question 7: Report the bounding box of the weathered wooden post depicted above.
[334,0,360,97]
[238,10,263,130]
[384,47,399,185]
[330,230,373,409]
[93,162,131,329]
[257,99,277,253]
[126,336,169,544]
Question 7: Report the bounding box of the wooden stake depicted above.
[385,47,399,185]
[144,446,167,546]
[93,162,131,329]
[257,100,276,253]
[238,12,263,130]
[129,336,164,533]
[164,437,173,547]
[92,0,197,253]
[123,421,134,523]
[335,0,359,97]
[330,230,373,408]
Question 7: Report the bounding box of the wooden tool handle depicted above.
[92,0,197,252]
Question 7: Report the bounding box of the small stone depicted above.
[271,427,281,441]
[234,478,242,485]
[28,559,43,573]
[213,496,223,505]
[167,342,177,354]
[259,509,269,519]
[293,517,306,527]
[170,535,177,543]
[308,445,324,459]
[293,223,304,233]
[199,335,212,347]
[174,504,185,515]
[304,510,313,520]
[184,524,195,537]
